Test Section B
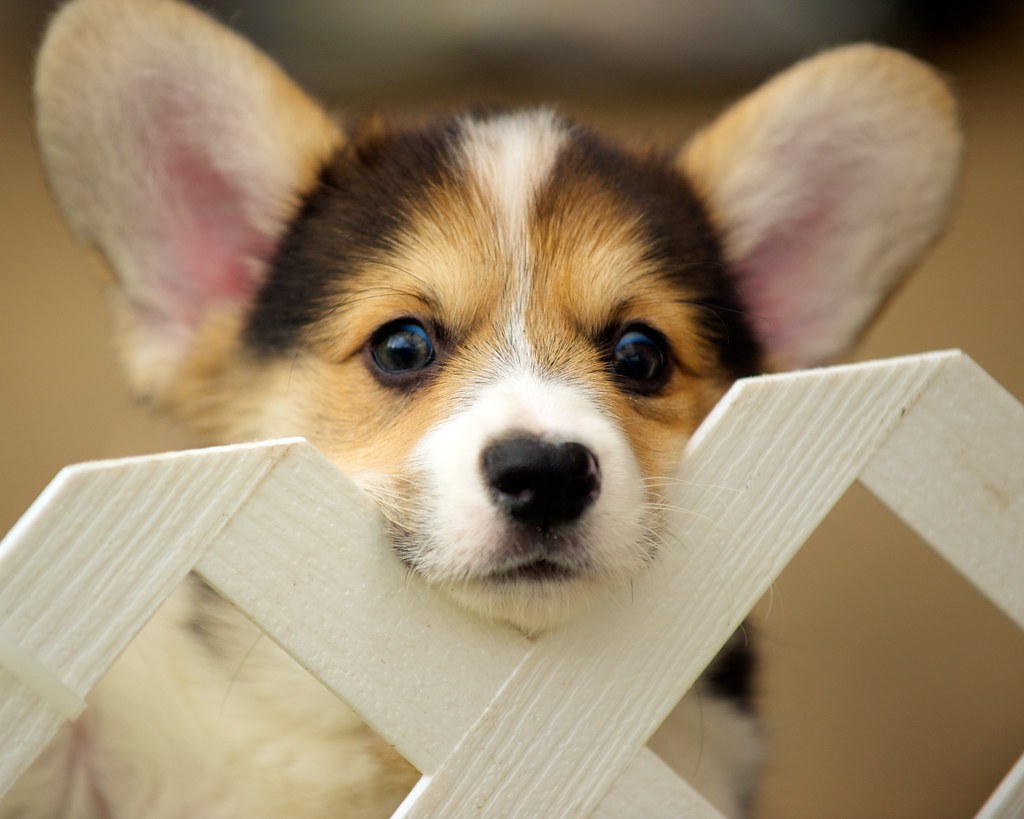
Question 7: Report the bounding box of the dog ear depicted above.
[35,0,343,397]
[681,45,962,370]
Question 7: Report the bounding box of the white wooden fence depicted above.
[1,350,1021,817]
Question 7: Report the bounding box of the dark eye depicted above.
[370,320,435,374]
[610,325,669,391]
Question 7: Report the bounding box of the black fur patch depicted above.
[185,574,229,657]
[543,129,762,378]
[705,629,757,713]
[245,118,463,354]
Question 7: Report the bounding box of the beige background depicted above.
[2,3,1022,817]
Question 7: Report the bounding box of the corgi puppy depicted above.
[9,0,960,816]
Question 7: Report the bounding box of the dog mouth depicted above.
[484,557,580,584]
[479,530,592,583]
[385,521,588,586]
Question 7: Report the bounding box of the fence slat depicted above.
[0,440,301,797]
[593,751,725,819]
[0,684,62,796]
[860,354,1024,629]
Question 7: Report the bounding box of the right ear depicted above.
[680,45,961,370]
[35,0,343,398]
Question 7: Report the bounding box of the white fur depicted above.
[407,372,648,585]
[458,111,569,371]
[458,110,567,245]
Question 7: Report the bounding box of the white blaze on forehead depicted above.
[457,109,569,369]
[458,109,569,241]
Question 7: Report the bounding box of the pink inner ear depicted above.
[731,178,857,368]
[158,145,276,330]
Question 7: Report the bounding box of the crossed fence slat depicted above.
[1,350,1021,816]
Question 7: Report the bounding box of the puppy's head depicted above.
[36,0,961,632]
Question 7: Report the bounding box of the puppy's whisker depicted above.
[642,475,742,495]
[646,501,725,532]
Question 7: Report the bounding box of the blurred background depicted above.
[2,1,1022,816]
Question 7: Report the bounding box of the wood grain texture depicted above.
[0,440,301,795]
[861,354,1024,629]
[1,351,1020,816]
[592,749,723,818]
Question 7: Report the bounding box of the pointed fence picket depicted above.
[1,350,1021,817]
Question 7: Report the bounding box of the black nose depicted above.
[481,437,601,530]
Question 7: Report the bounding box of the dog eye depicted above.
[370,320,435,374]
[610,325,668,390]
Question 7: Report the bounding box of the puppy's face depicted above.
[222,112,756,629]
[35,0,961,632]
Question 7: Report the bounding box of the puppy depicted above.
[8,0,960,816]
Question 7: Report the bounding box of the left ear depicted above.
[681,44,962,370]
[35,0,344,399]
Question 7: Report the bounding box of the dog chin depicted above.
[433,569,618,635]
